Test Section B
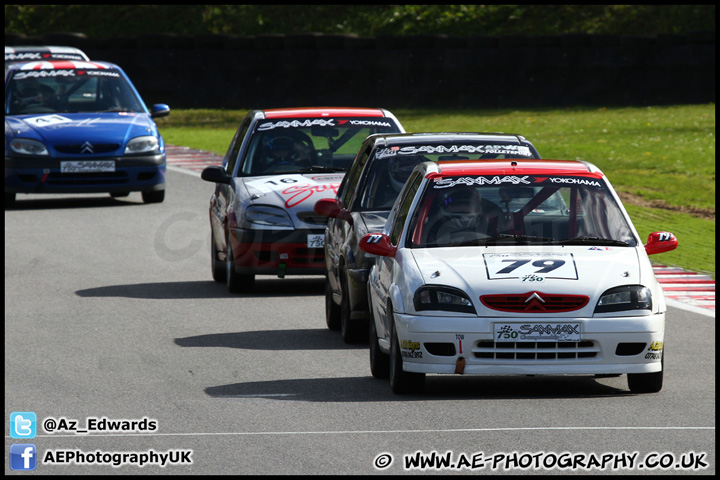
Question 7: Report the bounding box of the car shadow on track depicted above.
[203,375,630,402]
[76,278,324,299]
[175,328,363,351]
[6,195,144,210]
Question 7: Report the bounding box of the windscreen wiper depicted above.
[560,236,630,246]
[424,234,555,248]
[299,165,346,173]
[484,234,555,245]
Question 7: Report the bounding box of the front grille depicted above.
[424,343,456,356]
[253,247,324,264]
[615,343,646,356]
[296,211,329,225]
[480,292,589,312]
[54,144,120,154]
[46,171,129,186]
[473,340,598,360]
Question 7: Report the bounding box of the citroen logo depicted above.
[524,292,546,311]
[80,141,94,154]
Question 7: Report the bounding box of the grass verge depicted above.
[158,105,715,277]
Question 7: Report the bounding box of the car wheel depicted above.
[210,230,226,282]
[369,309,389,379]
[142,189,165,204]
[225,230,254,293]
[325,276,341,331]
[5,192,16,208]
[389,314,425,394]
[627,350,664,393]
[340,271,365,344]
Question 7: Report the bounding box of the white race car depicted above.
[360,159,677,394]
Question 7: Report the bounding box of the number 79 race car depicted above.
[200,107,404,293]
[360,159,678,394]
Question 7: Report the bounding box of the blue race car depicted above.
[5,60,170,205]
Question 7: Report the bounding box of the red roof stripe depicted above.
[264,107,385,118]
[21,60,108,70]
[426,160,605,178]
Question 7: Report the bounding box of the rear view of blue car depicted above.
[5,60,170,206]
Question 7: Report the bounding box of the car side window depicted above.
[225,117,251,176]
[389,171,421,246]
[339,144,372,208]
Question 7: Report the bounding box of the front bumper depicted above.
[228,226,326,275]
[393,312,665,376]
[5,154,166,194]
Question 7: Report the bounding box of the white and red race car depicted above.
[201,107,404,292]
[360,159,677,394]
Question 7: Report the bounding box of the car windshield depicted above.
[359,141,540,210]
[407,174,637,248]
[6,69,145,115]
[241,117,401,176]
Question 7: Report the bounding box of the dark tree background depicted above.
[5,5,715,39]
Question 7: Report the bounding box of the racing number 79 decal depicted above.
[496,258,566,274]
[484,253,578,280]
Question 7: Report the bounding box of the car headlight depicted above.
[10,138,49,156]
[124,135,159,155]
[413,286,475,313]
[595,285,652,313]
[243,205,294,228]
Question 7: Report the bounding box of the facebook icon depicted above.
[10,444,37,471]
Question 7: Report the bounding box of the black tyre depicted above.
[369,309,390,379]
[627,350,664,393]
[225,230,254,293]
[389,315,425,394]
[325,275,341,330]
[340,271,366,344]
[142,189,165,204]
[210,230,226,282]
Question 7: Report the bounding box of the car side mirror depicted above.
[359,233,397,257]
[644,231,678,255]
[314,198,353,225]
[201,166,231,185]
[150,104,170,118]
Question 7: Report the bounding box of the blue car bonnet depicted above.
[6,112,161,156]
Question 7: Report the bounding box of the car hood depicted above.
[239,173,345,228]
[409,246,646,317]
[6,112,160,155]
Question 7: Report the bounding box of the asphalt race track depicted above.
[4,147,714,475]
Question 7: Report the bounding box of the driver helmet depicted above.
[16,81,40,103]
[388,154,422,191]
[264,136,295,163]
[439,187,480,229]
